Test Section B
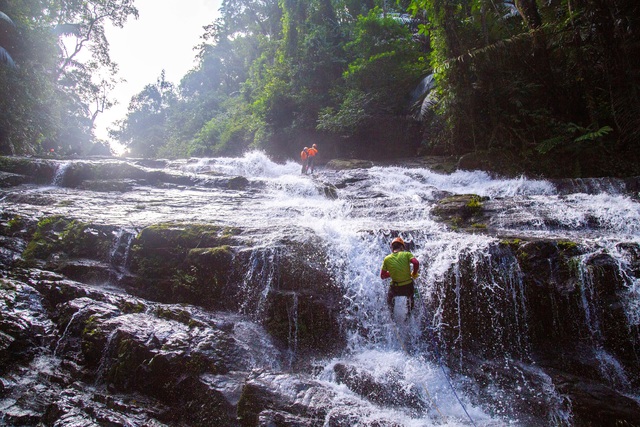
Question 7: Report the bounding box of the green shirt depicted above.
[381,251,414,286]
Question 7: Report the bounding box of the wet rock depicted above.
[318,181,338,199]
[56,259,112,285]
[469,358,571,425]
[431,194,490,232]
[127,222,241,306]
[552,371,640,426]
[78,179,135,192]
[0,171,27,187]
[325,159,374,170]
[0,156,57,184]
[333,363,427,415]
[55,161,147,188]
[257,409,317,426]
[226,176,250,190]
[237,370,334,427]
[0,280,55,372]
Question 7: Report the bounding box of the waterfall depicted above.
[2,152,639,425]
[178,152,639,425]
[109,228,136,280]
[51,161,72,186]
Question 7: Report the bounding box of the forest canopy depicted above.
[1,0,639,178]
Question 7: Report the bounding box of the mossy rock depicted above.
[431,194,488,232]
[128,223,241,306]
[22,216,115,265]
[325,159,374,170]
[0,156,57,183]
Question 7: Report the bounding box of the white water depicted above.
[3,151,640,425]
[172,153,637,425]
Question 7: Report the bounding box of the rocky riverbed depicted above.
[1,154,639,426]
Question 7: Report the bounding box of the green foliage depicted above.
[537,124,614,155]
[111,72,177,157]
[115,0,429,159]
[0,1,137,155]
[317,8,427,137]
[406,0,640,176]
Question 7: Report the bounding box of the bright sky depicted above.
[96,0,222,153]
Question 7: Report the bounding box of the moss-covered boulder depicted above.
[21,216,116,268]
[126,222,242,307]
[237,236,346,362]
[431,193,489,231]
[0,156,57,184]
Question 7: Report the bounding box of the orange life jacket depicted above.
[307,147,318,157]
[301,150,308,160]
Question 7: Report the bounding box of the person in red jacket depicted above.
[380,237,419,320]
[300,147,309,174]
[306,144,318,173]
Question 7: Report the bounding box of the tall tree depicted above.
[0,0,137,155]
[111,71,176,157]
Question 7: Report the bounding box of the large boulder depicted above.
[126,222,242,306]
[428,237,640,424]
[0,156,57,184]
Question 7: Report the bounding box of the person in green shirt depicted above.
[380,237,420,320]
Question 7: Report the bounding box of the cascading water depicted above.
[1,151,639,426]
[185,152,638,425]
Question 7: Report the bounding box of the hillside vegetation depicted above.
[1,0,639,178]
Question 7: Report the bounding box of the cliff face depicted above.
[0,155,639,426]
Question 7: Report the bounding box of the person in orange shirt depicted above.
[300,147,309,174]
[306,143,318,173]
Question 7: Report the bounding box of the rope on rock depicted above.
[391,314,446,421]
[415,280,479,427]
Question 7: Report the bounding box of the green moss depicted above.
[22,216,112,263]
[466,195,483,210]
[471,223,487,229]
[82,315,100,338]
[558,240,578,251]
[22,215,68,261]
[567,257,582,275]
[120,301,146,314]
[154,306,192,325]
[7,215,24,232]
[108,338,137,387]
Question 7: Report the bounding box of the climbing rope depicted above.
[391,311,446,421]
[415,281,479,427]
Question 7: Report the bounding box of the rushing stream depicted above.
[1,152,639,426]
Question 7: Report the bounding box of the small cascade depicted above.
[94,329,119,385]
[285,293,299,368]
[53,304,90,356]
[576,252,604,341]
[109,229,136,281]
[239,247,278,319]
[51,161,72,186]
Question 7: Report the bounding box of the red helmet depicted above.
[391,237,405,248]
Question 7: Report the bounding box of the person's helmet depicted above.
[304,147,309,150]
[391,237,405,249]
[312,144,317,148]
